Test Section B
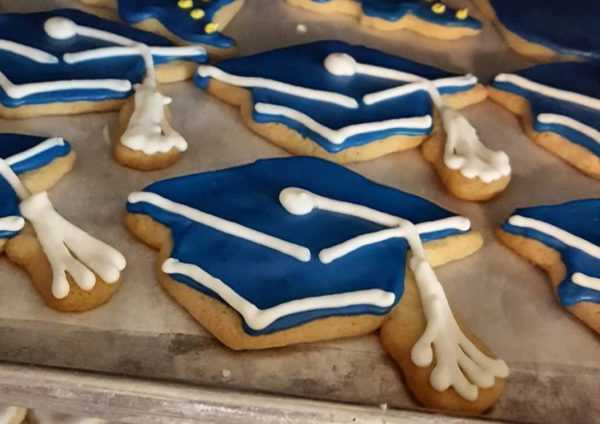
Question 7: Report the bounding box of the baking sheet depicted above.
[0,0,598,422]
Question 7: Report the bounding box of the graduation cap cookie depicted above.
[498,199,600,334]
[195,40,511,201]
[0,9,208,170]
[474,0,600,61]
[286,0,481,40]
[126,157,509,413]
[0,133,126,312]
[490,62,600,179]
[79,0,244,57]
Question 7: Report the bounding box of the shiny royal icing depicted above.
[502,199,600,306]
[127,157,508,400]
[306,0,481,30]
[492,62,600,159]
[196,41,510,182]
[0,9,207,109]
[116,0,238,48]
[488,0,600,61]
[127,156,471,335]
[0,133,126,299]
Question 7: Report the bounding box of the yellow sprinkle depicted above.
[431,2,446,14]
[455,8,469,20]
[190,8,205,19]
[178,0,193,9]
[205,22,219,33]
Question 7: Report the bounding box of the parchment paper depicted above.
[0,0,598,421]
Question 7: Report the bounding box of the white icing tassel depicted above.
[323,53,512,183]
[409,253,509,401]
[19,192,127,299]
[440,107,511,183]
[120,78,188,155]
[279,187,510,400]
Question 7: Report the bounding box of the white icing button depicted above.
[44,17,78,40]
[324,53,358,76]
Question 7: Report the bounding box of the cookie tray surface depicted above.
[0,0,598,423]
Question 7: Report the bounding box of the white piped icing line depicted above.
[163,258,394,331]
[280,187,509,401]
[0,71,131,100]
[508,215,600,292]
[4,137,66,167]
[0,39,59,64]
[120,76,188,155]
[0,405,27,424]
[0,216,25,234]
[495,73,600,111]
[537,113,600,145]
[42,17,191,156]
[63,45,205,65]
[0,155,126,299]
[128,192,311,262]
[0,156,29,200]
[325,53,511,183]
[197,66,360,109]
[255,103,432,145]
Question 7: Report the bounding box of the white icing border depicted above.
[508,215,600,259]
[508,214,600,292]
[255,102,432,145]
[0,39,59,64]
[0,215,25,234]
[4,137,66,167]
[197,66,360,109]
[495,73,600,111]
[537,113,600,145]
[163,257,395,331]
[128,192,311,262]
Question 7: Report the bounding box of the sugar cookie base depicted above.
[125,212,506,412]
[421,127,511,201]
[1,154,121,312]
[472,0,577,61]
[113,95,182,171]
[0,61,198,120]
[488,87,600,179]
[286,0,480,40]
[380,273,506,414]
[79,0,243,59]
[203,79,487,164]
[497,229,600,335]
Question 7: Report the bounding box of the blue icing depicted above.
[0,133,72,240]
[117,0,237,48]
[195,40,476,153]
[492,62,600,158]
[0,176,20,240]
[127,156,466,335]
[502,199,600,306]
[489,0,600,61]
[0,9,207,108]
[311,0,480,29]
